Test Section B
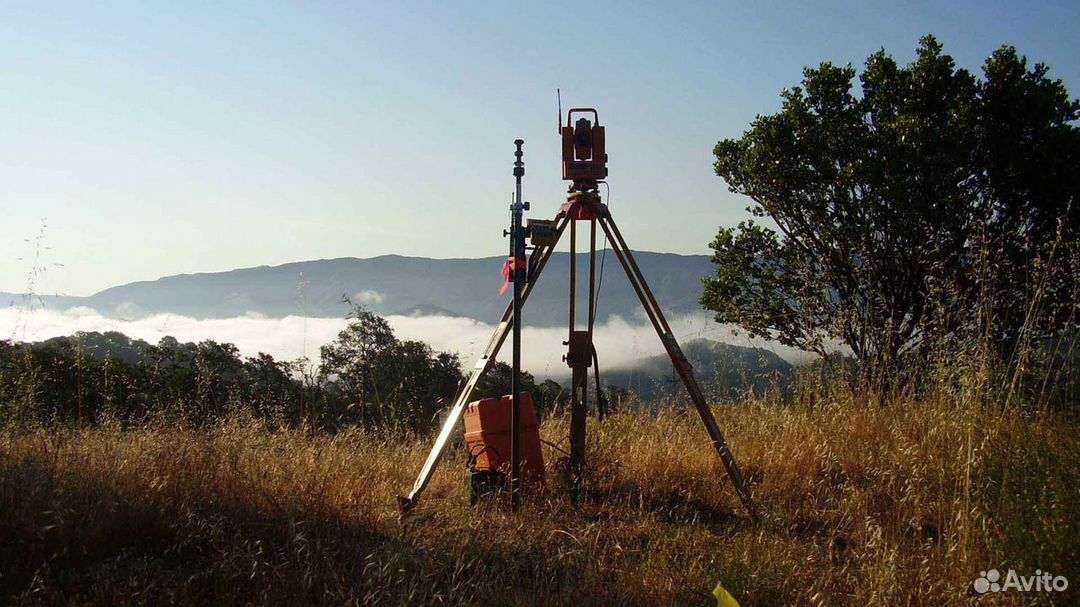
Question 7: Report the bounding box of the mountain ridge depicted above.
[5,251,716,327]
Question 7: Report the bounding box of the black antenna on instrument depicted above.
[557,88,562,132]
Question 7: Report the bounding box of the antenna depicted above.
[557,88,562,133]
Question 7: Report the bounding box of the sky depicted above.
[2,0,1077,297]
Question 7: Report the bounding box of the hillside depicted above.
[603,338,793,401]
[2,252,714,327]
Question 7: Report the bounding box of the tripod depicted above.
[397,181,759,520]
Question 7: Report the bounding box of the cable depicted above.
[592,344,607,420]
[595,182,612,304]
[540,438,570,457]
[592,181,612,419]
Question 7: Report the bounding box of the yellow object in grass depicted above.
[713,580,740,607]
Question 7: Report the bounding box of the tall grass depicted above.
[2,384,1075,606]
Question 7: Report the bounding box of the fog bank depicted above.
[3,306,807,379]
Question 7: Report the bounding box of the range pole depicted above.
[509,139,527,511]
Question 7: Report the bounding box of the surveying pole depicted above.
[508,139,528,511]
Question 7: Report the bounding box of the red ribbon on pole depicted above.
[499,256,526,296]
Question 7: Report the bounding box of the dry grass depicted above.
[1,396,1076,606]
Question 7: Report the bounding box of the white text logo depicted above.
[973,569,1068,594]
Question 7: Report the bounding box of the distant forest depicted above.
[0,313,559,431]
[1,302,811,431]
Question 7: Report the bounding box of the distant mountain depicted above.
[603,338,793,401]
[2,292,85,312]
[5,252,715,327]
[389,304,466,318]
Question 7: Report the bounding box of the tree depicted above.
[536,379,566,416]
[601,384,633,414]
[243,352,298,419]
[192,340,245,418]
[319,306,397,419]
[319,305,462,428]
[373,340,461,430]
[705,36,1078,377]
[474,361,537,401]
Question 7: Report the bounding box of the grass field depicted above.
[2,394,1077,606]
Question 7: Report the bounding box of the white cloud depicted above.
[353,290,385,305]
[1,306,808,379]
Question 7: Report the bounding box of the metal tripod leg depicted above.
[398,207,575,514]
[569,362,587,503]
[596,213,759,521]
[566,215,597,505]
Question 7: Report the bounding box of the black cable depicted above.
[540,438,570,457]
[596,181,611,303]
[591,181,612,420]
[592,344,607,420]
[466,443,502,471]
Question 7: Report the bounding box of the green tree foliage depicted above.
[536,379,567,416]
[1,310,466,431]
[473,361,536,401]
[706,36,1079,375]
[601,384,633,415]
[1,309,579,431]
[319,307,396,405]
[472,363,569,417]
[319,305,463,429]
[0,332,302,427]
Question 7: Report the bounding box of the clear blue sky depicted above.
[3,1,1077,296]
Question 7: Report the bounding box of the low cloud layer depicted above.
[3,306,806,379]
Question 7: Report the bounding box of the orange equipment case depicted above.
[463,393,545,483]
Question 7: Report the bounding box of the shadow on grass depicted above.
[0,452,643,606]
[582,478,749,536]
